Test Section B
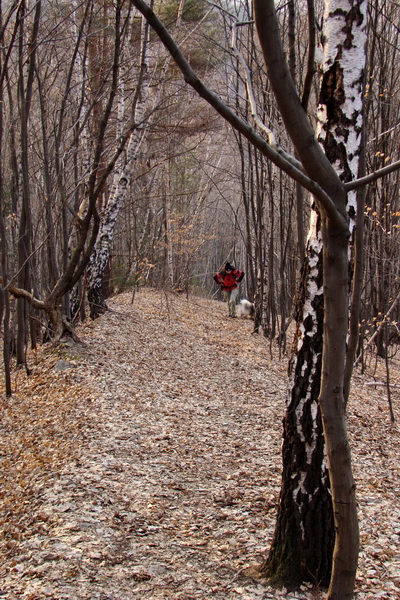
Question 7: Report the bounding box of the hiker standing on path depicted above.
[213,262,244,318]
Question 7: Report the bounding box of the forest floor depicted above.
[1,287,400,600]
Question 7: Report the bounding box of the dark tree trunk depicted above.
[45,303,79,342]
[16,0,41,366]
[320,215,359,600]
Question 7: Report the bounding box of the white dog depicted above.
[236,299,255,318]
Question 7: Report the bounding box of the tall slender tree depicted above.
[86,6,152,318]
[260,0,367,588]
[0,0,18,395]
[15,0,41,365]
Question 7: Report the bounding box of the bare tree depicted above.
[14,0,41,366]
[361,0,400,361]
[1,0,143,349]
[0,0,19,394]
[86,5,151,318]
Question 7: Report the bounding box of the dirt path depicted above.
[1,289,399,599]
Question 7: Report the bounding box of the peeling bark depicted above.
[87,179,128,318]
[87,11,151,319]
[254,0,366,595]
[261,211,334,586]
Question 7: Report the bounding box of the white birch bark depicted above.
[317,0,367,230]
[86,10,178,315]
[265,1,367,589]
[317,3,367,597]
[292,0,367,471]
[292,0,367,469]
[86,10,151,316]
[68,0,93,319]
[296,0,367,403]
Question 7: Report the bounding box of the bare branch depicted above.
[230,21,304,173]
[301,0,316,110]
[0,277,46,310]
[130,0,344,226]
[344,158,400,191]
[354,289,400,366]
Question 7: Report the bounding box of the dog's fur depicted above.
[236,299,255,318]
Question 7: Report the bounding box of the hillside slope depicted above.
[1,288,399,599]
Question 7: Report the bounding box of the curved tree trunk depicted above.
[253,0,366,595]
[320,215,359,600]
[45,303,80,342]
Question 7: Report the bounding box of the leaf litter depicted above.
[1,288,399,599]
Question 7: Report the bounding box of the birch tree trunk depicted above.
[86,12,151,318]
[318,4,367,597]
[257,0,367,595]
[261,209,334,587]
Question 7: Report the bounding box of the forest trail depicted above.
[1,288,400,600]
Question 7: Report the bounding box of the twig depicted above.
[354,289,400,366]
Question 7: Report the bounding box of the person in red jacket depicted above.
[213,262,244,317]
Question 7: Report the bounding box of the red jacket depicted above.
[214,268,244,291]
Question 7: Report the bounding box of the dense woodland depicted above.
[1,0,400,351]
[1,0,400,598]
